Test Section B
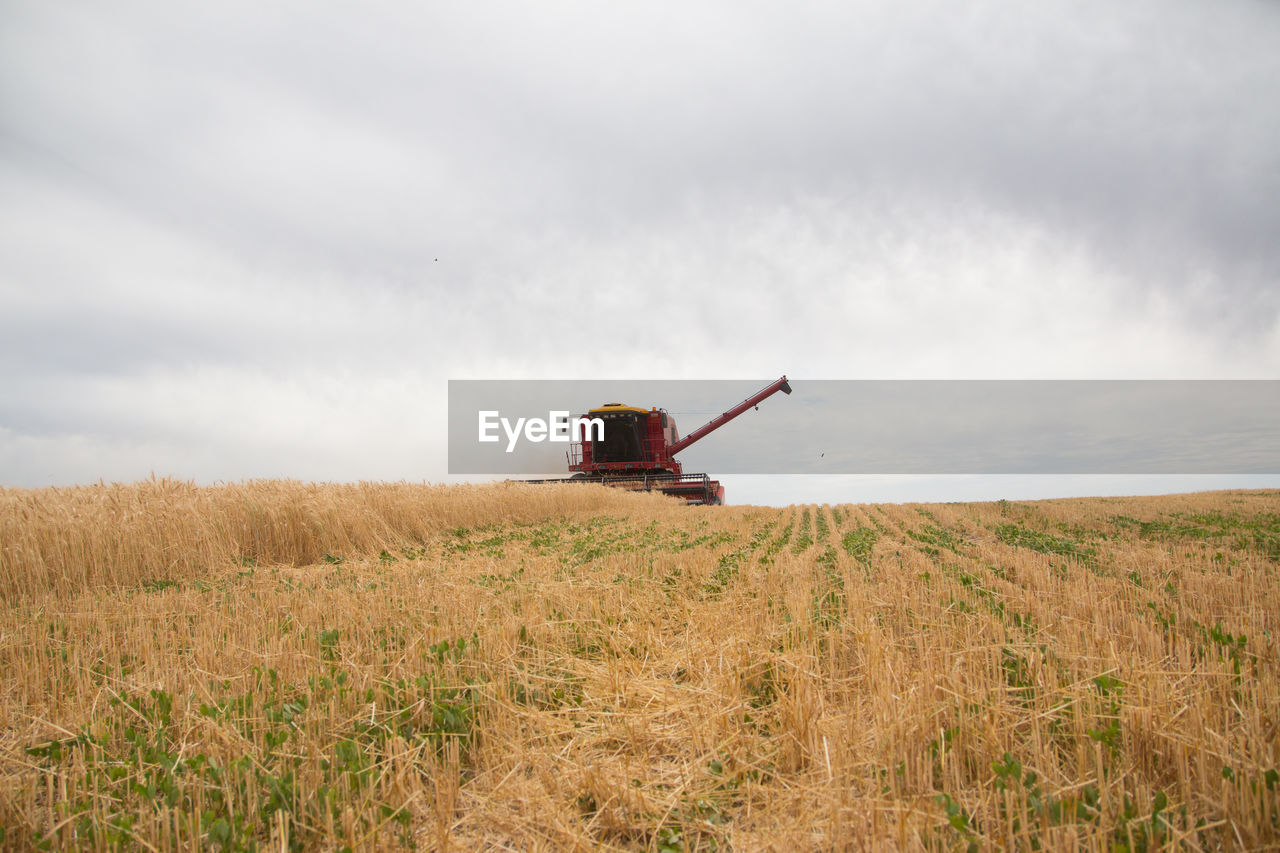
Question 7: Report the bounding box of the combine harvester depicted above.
[523,376,791,505]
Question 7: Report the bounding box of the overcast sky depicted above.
[2,0,1278,504]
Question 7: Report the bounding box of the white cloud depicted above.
[1,0,1277,492]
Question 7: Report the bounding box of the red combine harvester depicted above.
[523,376,792,505]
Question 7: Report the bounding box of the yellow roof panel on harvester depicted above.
[588,404,650,414]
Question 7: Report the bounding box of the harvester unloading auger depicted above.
[522,376,792,505]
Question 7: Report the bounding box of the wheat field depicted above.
[0,480,1277,851]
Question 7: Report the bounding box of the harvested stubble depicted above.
[0,482,1277,850]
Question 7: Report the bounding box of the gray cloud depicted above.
[2,0,1278,498]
